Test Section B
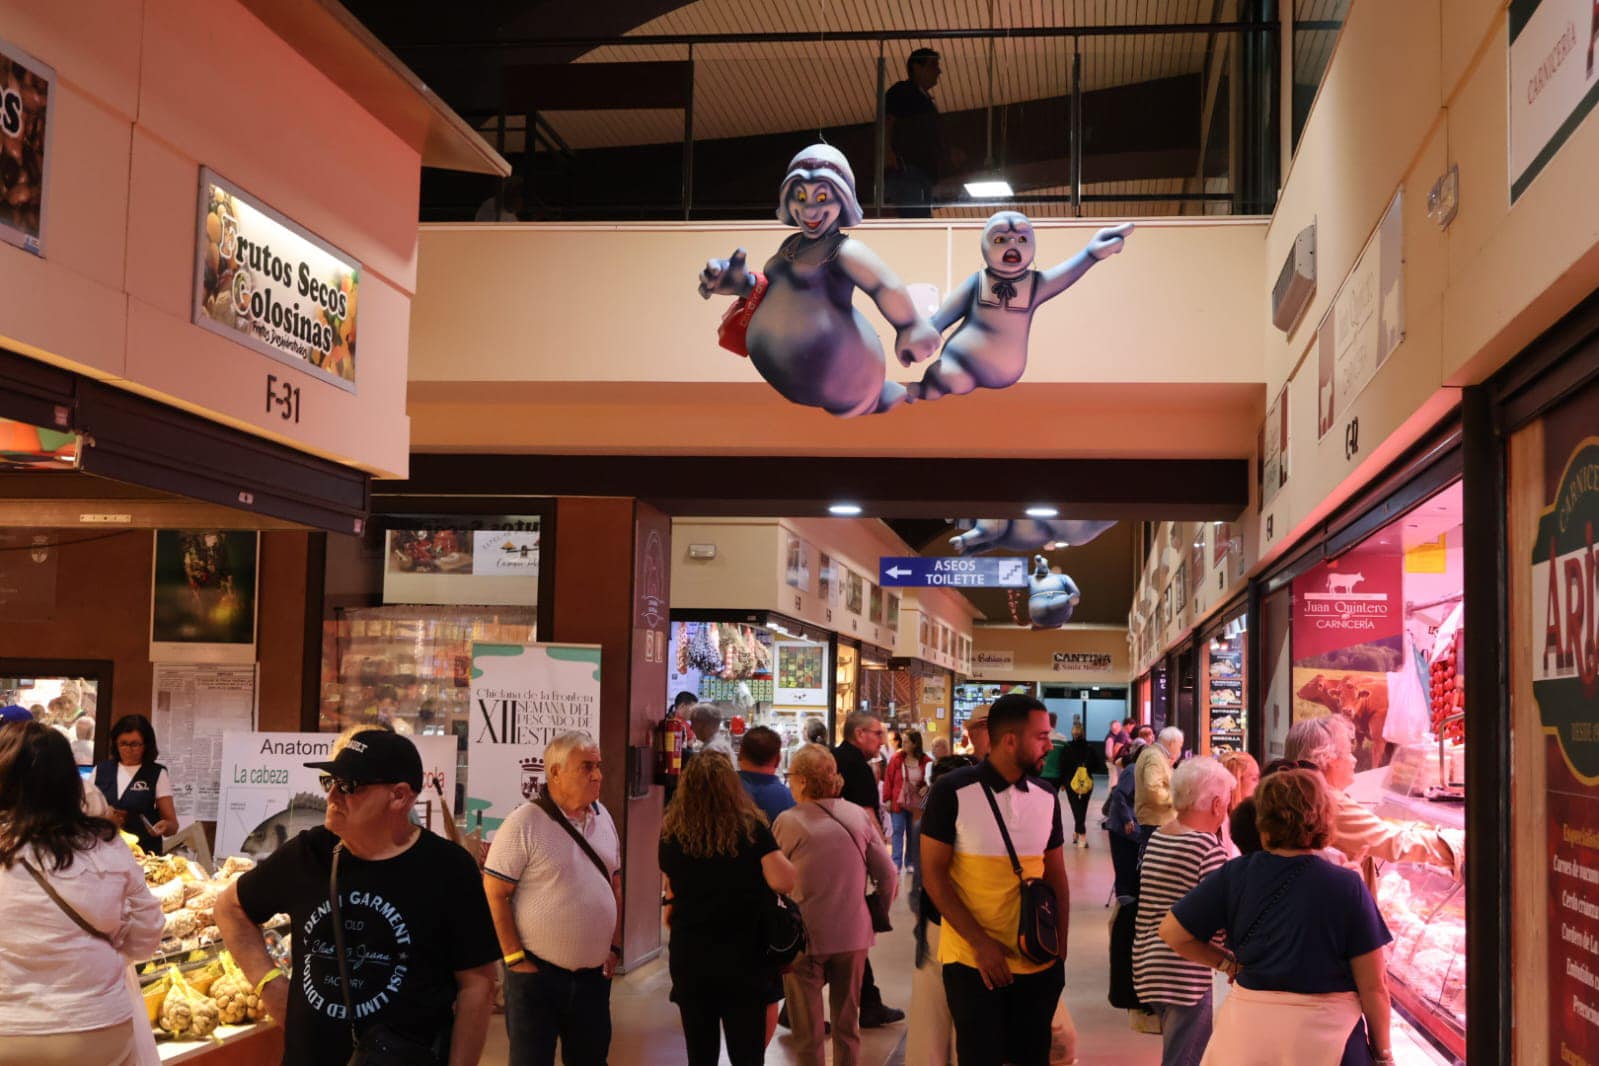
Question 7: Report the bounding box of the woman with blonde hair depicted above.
[772,745,897,1066]
[1216,751,1261,858]
[661,752,797,1065]
[1160,769,1395,1065]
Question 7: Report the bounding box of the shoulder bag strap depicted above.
[1232,858,1312,951]
[329,842,360,1045]
[816,802,871,873]
[535,792,613,884]
[20,857,112,943]
[979,781,1026,883]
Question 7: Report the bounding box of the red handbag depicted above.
[717,272,769,357]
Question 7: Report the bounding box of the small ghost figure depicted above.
[907,213,1134,402]
[949,518,1117,556]
[1028,555,1081,629]
[698,145,941,416]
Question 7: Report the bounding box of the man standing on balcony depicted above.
[885,47,944,218]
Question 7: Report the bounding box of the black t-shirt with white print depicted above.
[236,826,500,1065]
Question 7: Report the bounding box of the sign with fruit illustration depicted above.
[0,38,52,256]
[192,168,360,391]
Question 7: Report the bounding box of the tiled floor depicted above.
[483,794,1163,1065]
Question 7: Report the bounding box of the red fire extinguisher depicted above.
[655,715,690,784]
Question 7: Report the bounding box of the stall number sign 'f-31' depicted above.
[880,557,1028,588]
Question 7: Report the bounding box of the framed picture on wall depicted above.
[817,552,834,604]
[150,531,259,663]
[785,534,811,591]
[845,570,864,615]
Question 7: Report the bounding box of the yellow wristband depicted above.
[255,968,284,995]
[503,951,526,966]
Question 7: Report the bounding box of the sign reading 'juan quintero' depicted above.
[192,169,361,392]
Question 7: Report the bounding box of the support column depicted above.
[551,497,669,966]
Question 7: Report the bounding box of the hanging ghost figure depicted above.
[1028,555,1082,628]
[949,518,1117,555]
[698,145,941,416]
[907,213,1134,402]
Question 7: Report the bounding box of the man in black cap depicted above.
[885,47,944,217]
[215,730,501,1065]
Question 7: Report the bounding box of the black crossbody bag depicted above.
[331,842,449,1066]
[979,781,1061,964]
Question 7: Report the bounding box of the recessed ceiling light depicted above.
[1025,505,1059,518]
[829,503,863,516]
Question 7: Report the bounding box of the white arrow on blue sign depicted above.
[879,556,1029,588]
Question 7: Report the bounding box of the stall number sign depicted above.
[193,168,361,396]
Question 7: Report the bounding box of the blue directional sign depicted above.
[879,556,1028,589]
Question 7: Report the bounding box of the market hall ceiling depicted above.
[351,2,1347,218]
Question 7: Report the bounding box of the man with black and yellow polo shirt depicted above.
[919,693,1070,1066]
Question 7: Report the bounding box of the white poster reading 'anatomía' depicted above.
[468,643,602,839]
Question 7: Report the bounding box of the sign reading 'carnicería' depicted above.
[1533,439,1599,781]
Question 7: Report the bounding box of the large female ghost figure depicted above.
[698,145,940,417]
[907,213,1133,402]
[1028,555,1082,628]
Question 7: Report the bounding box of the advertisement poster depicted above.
[1262,383,1289,506]
[786,534,810,591]
[1317,191,1405,440]
[0,39,51,255]
[151,663,257,822]
[469,643,601,837]
[1291,549,1404,770]
[818,553,834,605]
[1528,396,1599,1058]
[382,516,540,607]
[1509,0,1599,201]
[193,168,361,391]
[215,732,458,858]
[150,530,259,663]
[774,640,828,707]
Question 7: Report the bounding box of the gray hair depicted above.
[804,718,829,744]
[1157,726,1184,751]
[688,703,723,729]
[545,730,599,772]
[843,710,881,742]
[1171,756,1236,814]
[1284,715,1351,771]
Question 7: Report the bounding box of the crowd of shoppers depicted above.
[0,694,1430,1066]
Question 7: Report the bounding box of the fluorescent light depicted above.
[1025,505,1059,518]
[964,179,1015,198]
[829,503,863,516]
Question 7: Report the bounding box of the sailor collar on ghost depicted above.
[978,269,1037,311]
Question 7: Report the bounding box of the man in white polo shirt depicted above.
[484,731,623,1066]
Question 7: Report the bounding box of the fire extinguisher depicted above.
[655,714,690,784]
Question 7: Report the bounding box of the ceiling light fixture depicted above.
[964,178,1015,198]
[829,503,863,516]
[1025,505,1059,518]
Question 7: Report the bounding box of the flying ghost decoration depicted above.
[698,144,941,416]
[949,519,1117,556]
[1028,555,1082,628]
[907,214,1134,402]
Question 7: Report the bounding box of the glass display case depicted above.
[1375,744,1468,1064]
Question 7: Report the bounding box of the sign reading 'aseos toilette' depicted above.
[192,168,361,392]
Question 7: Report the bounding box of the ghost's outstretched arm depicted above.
[1036,222,1134,302]
[698,247,756,299]
[839,239,941,365]
[931,274,979,333]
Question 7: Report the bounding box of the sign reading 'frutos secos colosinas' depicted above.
[192,168,360,392]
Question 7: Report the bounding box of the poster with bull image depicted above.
[215,732,458,860]
[469,643,602,839]
[1291,549,1404,771]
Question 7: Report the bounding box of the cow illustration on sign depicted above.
[906,213,1134,402]
[949,518,1117,555]
[1028,555,1082,628]
[698,144,941,416]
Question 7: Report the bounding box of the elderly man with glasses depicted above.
[215,730,500,1066]
[830,711,907,1028]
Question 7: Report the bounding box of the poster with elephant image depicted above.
[215,732,458,860]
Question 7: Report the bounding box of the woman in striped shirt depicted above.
[1132,756,1235,1065]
